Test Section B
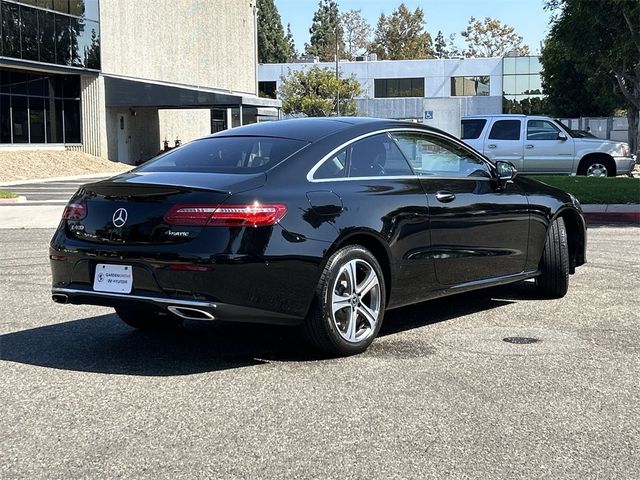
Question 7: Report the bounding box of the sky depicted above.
[274,0,553,56]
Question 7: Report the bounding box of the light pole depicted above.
[335,15,340,116]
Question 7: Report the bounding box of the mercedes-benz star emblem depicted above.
[112,208,128,228]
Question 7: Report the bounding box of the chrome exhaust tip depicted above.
[167,306,215,320]
[52,293,69,304]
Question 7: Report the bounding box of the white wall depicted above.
[101,0,257,95]
[158,109,211,146]
[355,96,502,136]
[259,57,503,99]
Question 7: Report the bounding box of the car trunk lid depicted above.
[65,171,265,245]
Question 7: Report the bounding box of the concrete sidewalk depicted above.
[0,205,64,229]
[0,203,638,229]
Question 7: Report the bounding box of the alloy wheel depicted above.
[331,259,381,343]
[586,163,608,177]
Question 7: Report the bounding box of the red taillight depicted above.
[164,205,217,226]
[210,204,288,227]
[62,201,87,220]
[164,203,287,227]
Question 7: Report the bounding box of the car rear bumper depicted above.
[50,223,328,321]
[613,155,636,175]
[51,286,304,325]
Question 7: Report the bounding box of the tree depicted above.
[305,0,344,62]
[285,23,297,61]
[461,16,530,57]
[433,30,462,59]
[340,9,372,59]
[371,3,433,60]
[278,66,362,117]
[541,36,622,117]
[85,28,101,70]
[434,31,446,59]
[257,0,289,63]
[541,0,639,154]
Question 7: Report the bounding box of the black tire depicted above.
[115,307,182,330]
[535,217,570,298]
[577,156,615,177]
[303,245,386,356]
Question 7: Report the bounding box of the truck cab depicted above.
[461,115,636,177]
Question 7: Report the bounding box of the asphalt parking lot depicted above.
[0,227,638,479]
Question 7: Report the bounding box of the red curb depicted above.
[0,197,24,204]
[584,212,640,226]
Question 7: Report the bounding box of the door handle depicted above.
[435,191,456,203]
[525,144,534,149]
[487,144,497,149]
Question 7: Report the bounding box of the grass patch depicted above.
[530,175,640,204]
[0,189,18,199]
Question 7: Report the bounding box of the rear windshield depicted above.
[137,136,308,174]
[461,119,487,140]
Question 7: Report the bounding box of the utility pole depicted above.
[335,15,340,116]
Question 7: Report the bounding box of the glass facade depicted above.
[451,76,490,96]
[0,0,100,69]
[0,67,81,143]
[502,55,547,114]
[374,78,424,98]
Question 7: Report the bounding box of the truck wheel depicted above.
[577,156,615,177]
[535,217,569,298]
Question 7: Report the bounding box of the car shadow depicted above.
[0,282,537,376]
[378,281,534,337]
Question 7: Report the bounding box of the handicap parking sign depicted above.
[424,110,433,120]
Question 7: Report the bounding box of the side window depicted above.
[392,132,492,179]
[313,148,347,179]
[527,120,561,140]
[488,120,521,140]
[347,133,413,178]
[461,119,487,139]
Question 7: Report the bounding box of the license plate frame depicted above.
[93,264,133,294]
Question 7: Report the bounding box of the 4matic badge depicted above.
[165,230,190,237]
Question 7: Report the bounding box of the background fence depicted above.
[559,117,629,143]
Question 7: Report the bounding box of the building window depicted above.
[0,0,101,70]
[502,55,546,114]
[374,78,424,98]
[259,81,277,99]
[0,67,81,144]
[451,76,490,96]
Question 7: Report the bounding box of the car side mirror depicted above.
[558,133,568,141]
[495,161,517,186]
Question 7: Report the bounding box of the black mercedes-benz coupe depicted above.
[50,118,586,355]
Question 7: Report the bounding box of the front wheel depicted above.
[535,217,570,298]
[303,245,386,356]
[116,307,182,330]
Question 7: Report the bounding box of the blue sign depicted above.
[424,110,433,120]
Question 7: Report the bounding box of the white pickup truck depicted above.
[461,115,636,177]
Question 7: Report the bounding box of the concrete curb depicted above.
[583,212,640,226]
[0,196,27,204]
[582,204,640,226]
[0,171,130,187]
